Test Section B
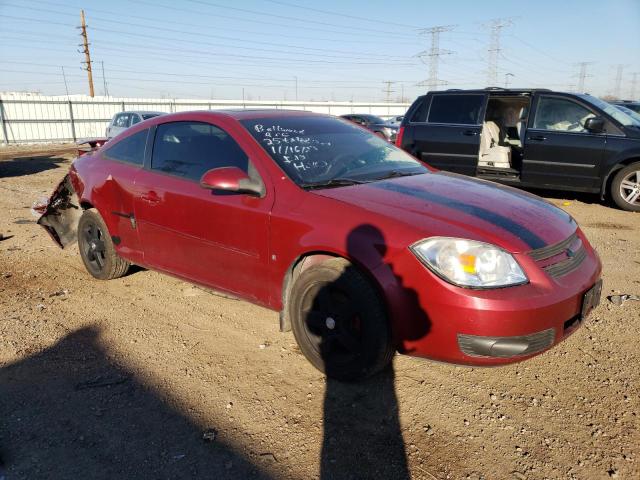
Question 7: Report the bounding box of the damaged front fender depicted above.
[35,174,83,248]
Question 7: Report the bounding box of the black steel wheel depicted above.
[78,209,130,280]
[289,258,394,381]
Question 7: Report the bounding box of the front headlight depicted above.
[410,237,528,288]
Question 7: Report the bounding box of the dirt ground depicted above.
[0,146,638,480]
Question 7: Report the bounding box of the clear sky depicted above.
[1,0,639,101]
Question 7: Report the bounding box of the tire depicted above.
[288,258,394,382]
[77,209,130,280]
[611,162,640,212]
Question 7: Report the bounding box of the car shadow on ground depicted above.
[0,326,271,479]
[0,155,70,178]
[317,224,432,479]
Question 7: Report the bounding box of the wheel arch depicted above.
[601,156,640,199]
[278,251,390,333]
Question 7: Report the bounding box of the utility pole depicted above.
[100,61,108,97]
[61,66,70,98]
[484,17,514,87]
[630,72,639,100]
[79,9,94,97]
[383,81,396,102]
[416,25,455,91]
[573,62,593,93]
[613,64,625,99]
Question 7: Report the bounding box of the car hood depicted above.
[312,172,577,253]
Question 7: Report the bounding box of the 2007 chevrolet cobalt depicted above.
[38,110,602,381]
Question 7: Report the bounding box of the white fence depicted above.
[0,94,410,144]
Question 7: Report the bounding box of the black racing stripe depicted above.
[375,182,547,250]
[442,172,575,225]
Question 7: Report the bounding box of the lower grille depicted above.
[458,328,555,358]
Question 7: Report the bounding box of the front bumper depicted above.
[379,229,602,366]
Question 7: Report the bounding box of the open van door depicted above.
[402,92,486,176]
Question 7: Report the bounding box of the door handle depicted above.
[462,130,478,136]
[141,191,160,204]
[529,135,547,141]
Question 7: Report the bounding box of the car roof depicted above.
[152,109,327,121]
[431,87,557,95]
[123,111,165,115]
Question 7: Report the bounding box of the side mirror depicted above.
[584,116,605,133]
[200,167,264,197]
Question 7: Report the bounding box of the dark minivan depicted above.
[397,88,640,211]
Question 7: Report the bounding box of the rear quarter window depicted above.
[427,94,485,125]
[103,129,148,165]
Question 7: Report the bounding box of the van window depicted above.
[103,129,148,165]
[533,96,597,132]
[151,121,249,181]
[427,94,484,125]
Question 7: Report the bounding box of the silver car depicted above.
[106,111,165,139]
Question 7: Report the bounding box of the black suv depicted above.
[398,88,640,211]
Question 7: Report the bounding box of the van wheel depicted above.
[611,162,640,212]
[78,209,130,280]
[288,258,394,382]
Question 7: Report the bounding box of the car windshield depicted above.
[579,94,638,127]
[612,105,640,127]
[241,116,428,188]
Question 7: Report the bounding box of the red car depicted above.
[38,110,602,381]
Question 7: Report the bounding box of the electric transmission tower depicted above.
[573,62,594,93]
[630,72,639,100]
[613,64,625,99]
[484,17,514,87]
[382,81,396,102]
[416,25,456,91]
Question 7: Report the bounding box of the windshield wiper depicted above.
[371,170,423,181]
[300,177,368,190]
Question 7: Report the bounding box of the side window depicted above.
[151,121,249,181]
[427,94,484,125]
[103,129,148,165]
[409,97,429,123]
[533,97,596,133]
[130,114,141,126]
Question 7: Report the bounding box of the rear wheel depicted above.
[78,209,130,280]
[611,162,640,212]
[288,258,394,381]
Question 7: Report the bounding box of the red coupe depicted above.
[38,110,602,381]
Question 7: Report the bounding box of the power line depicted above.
[484,17,515,87]
[416,25,456,91]
[263,0,420,29]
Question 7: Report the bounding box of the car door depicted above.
[522,94,605,189]
[405,93,486,176]
[95,128,148,264]
[133,120,273,302]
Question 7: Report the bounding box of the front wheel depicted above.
[78,209,130,280]
[288,258,394,382]
[611,162,640,212]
